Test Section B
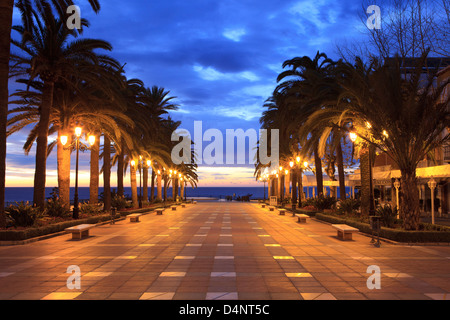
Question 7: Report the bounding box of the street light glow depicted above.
[60,135,68,146]
[88,135,96,147]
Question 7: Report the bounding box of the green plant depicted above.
[376,204,398,228]
[302,198,316,208]
[6,202,40,227]
[80,202,100,215]
[337,198,361,215]
[45,198,70,218]
[111,194,128,210]
[313,196,337,211]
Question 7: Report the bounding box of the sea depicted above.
[4,186,352,205]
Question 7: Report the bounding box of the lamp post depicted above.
[290,161,297,212]
[60,127,96,219]
[428,178,437,225]
[259,175,268,201]
[138,156,143,208]
[394,179,400,219]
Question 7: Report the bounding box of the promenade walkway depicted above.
[0,202,449,300]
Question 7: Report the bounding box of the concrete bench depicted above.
[295,214,310,223]
[278,209,286,215]
[181,204,186,208]
[127,213,142,222]
[268,206,275,212]
[332,224,359,241]
[261,204,266,208]
[193,201,197,204]
[155,209,164,215]
[171,205,177,211]
[65,224,95,240]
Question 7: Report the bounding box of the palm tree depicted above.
[335,52,450,230]
[276,51,336,197]
[0,0,100,225]
[8,62,128,210]
[10,2,111,208]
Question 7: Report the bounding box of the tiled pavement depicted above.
[0,202,449,300]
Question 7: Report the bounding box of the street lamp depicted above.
[139,156,143,208]
[428,178,437,224]
[393,179,400,218]
[60,127,96,219]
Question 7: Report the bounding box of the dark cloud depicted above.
[8,0,366,185]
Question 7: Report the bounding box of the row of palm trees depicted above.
[3,0,197,218]
[256,51,449,231]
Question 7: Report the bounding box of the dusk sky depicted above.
[6,0,370,188]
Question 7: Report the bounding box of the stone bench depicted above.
[268,206,275,212]
[278,209,286,215]
[193,201,197,204]
[171,205,177,211]
[295,214,310,223]
[261,204,266,208]
[127,213,142,222]
[181,204,186,208]
[65,224,95,240]
[332,224,359,241]
[155,208,164,215]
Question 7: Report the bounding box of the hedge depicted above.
[315,213,450,243]
[0,214,115,242]
[296,208,318,217]
[0,204,169,242]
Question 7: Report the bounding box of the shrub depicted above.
[376,204,398,228]
[302,198,316,208]
[313,196,337,211]
[111,194,128,210]
[45,198,70,218]
[6,202,40,227]
[80,202,100,215]
[337,198,361,215]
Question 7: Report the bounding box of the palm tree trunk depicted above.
[89,134,99,205]
[0,0,13,227]
[117,151,124,197]
[57,131,71,209]
[143,165,148,204]
[360,145,372,216]
[314,144,324,197]
[291,170,297,207]
[175,178,179,201]
[172,177,176,200]
[157,171,162,201]
[130,163,138,208]
[117,139,125,197]
[103,134,111,211]
[298,170,304,206]
[150,169,155,202]
[401,169,420,230]
[33,81,54,209]
[336,140,346,200]
[180,181,184,200]
[164,177,168,201]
